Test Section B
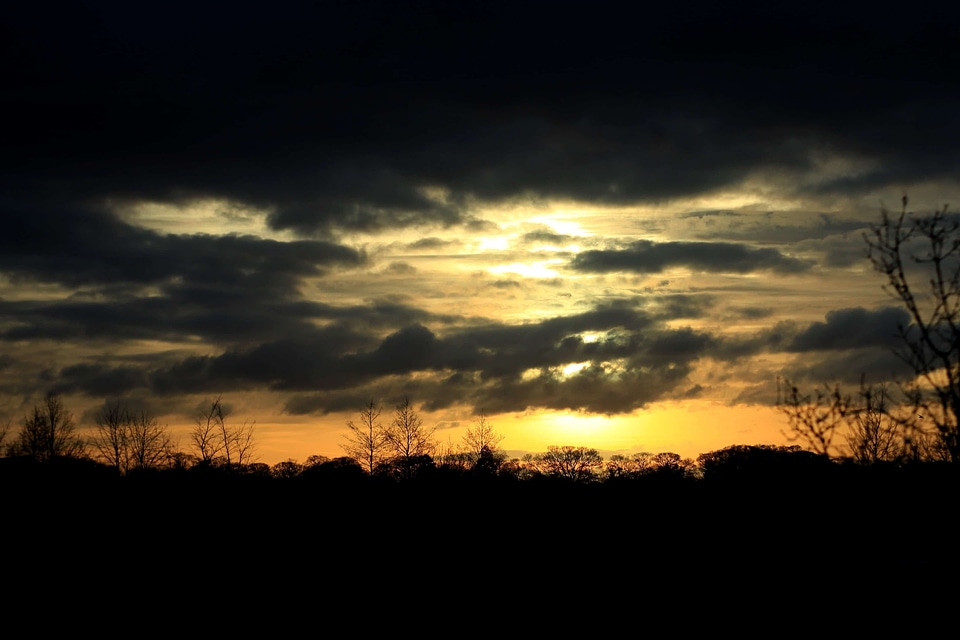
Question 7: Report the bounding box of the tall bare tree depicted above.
[8,393,85,461]
[90,400,130,472]
[462,409,506,472]
[127,410,174,471]
[462,409,504,457]
[90,401,174,473]
[190,396,256,468]
[385,396,436,476]
[864,197,960,461]
[192,396,225,463]
[341,399,388,474]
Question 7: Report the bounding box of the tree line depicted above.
[2,386,952,488]
[1,394,255,474]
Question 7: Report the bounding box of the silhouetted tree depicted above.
[90,400,128,472]
[776,378,848,457]
[243,462,272,478]
[529,445,603,482]
[846,385,906,464]
[301,456,365,482]
[434,440,473,470]
[90,401,173,474]
[304,454,330,468]
[864,197,960,461]
[697,444,827,482]
[190,396,256,468]
[385,396,435,478]
[605,452,656,479]
[192,397,225,463]
[650,452,695,478]
[473,446,503,476]
[341,400,388,473]
[777,376,917,463]
[462,409,505,464]
[272,459,303,479]
[8,393,85,461]
[375,453,435,480]
[0,421,9,455]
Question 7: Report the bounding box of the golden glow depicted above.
[476,236,512,251]
[488,259,563,278]
[525,214,592,238]
[560,361,589,376]
[114,198,288,239]
[491,401,790,461]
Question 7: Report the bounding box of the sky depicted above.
[3,1,960,464]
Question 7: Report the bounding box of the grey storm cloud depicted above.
[42,300,721,414]
[3,3,959,236]
[570,240,812,275]
[781,348,914,388]
[788,307,909,352]
[0,206,365,293]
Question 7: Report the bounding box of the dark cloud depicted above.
[649,295,715,320]
[788,307,908,352]
[382,262,417,275]
[51,363,149,397]
[780,349,914,388]
[0,291,441,350]
[0,206,365,293]
[4,3,958,237]
[522,231,574,246]
[406,237,456,251]
[684,212,871,245]
[570,240,812,275]
[40,300,720,414]
[731,307,775,320]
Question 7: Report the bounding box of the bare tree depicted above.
[0,420,10,456]
[461,409,506,473]
[8,393,85,461]
[462,409,504,457]
[191,396,256,468]
[127,410,174,471]
[385,396,436,476]
[226,417,257,468]
[846,385,906,464]
[90,402,174,473]
[777,374,921,464]
[776,378,849,457]
[341,399,389,473]
[865,197,960,461]
[90,400,131,472]
[192,396,225,463]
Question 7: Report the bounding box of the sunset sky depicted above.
[4,2,960,464]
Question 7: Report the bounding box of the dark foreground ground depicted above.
[4,458,957,633]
